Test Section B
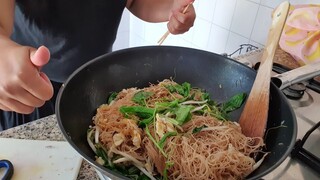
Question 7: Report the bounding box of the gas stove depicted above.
[235,50,320,180]
[262,89,320,180]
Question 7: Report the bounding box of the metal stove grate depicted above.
[291,121,320,173]
[265,63,320,175]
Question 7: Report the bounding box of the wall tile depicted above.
[113,32,129,51]
[117,9,130,33]
[129,34,145,47]
[175,36,192,48]
[207,24,229,54]
[212,0,237,29]
[193,0,200,11]
[225,32,249,56]
[248,0,261,4]
[230,0,259,38]
[197,0,217,22]
[250,5,273,45]
[130,14,145,39]
[159,34,179,46]
[176,38,194,49]
[192,18,212,49]
[114,10,130,50]
[249,40,264,48]
[180,26,195,43]
[127,0,288,53]
[260,0,288,8]
[144,22,167,44]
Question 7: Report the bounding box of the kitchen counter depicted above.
[0,115,100,180]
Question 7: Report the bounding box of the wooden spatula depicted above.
[239,1,290,138]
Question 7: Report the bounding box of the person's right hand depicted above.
[0,44,53,114]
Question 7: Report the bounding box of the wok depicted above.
[56,46,297,180]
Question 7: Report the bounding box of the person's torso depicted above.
[12,0,127,82]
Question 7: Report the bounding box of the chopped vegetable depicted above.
[133,91,153,106]
[120,106,155,119]
[107,92,118,104]
[165,82,191,97]
[221,93,247,113]
[192,125,208,134]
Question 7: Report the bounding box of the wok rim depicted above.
[56,45,297,180]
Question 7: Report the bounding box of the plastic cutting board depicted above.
[0,138,82,180]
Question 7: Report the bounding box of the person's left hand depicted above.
[167,0,196,34]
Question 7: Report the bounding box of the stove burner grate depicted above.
[291,121,320,174]
[282,83,306,100]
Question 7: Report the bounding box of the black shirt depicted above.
[12,0,127,82]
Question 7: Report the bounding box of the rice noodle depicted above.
[90,79,265,180]
[164,115,264,179]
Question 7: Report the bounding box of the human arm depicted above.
[0,0,53,114]
[126,0,195,34]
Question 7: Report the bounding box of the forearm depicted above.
[0,0,15,36]
[0,0,15,46]
[127,0,173,22]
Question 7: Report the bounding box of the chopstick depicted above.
[158,2,192,45]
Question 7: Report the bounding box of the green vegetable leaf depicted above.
[120,106,154,119]
[145,126,167,157]
[158,131,177,149]
[95,143,114,168]
[155,100,179,112]
[137,175,150,180]
[132,91,153,106]
[192,125,208,133]
[173,105,193,125]
[165,82,191,97]
[127,166,140,175]
[221,93,247,113]
[181,82,191,97]
[138,116,154,127]
[107,92,118,104]
[201,92,210,101]
[163,161,174,180]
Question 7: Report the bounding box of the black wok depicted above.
[56,46,297,180]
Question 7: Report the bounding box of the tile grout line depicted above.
[223,0,239,53]
[205,0,221,51]
[248,4,261,43]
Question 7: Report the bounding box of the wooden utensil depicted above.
[239,1,290,138]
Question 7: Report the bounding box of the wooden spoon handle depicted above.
[239,1,290,138]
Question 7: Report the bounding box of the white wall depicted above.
[112,9,130,51]
[114,0,320,55]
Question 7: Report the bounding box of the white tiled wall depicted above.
[112,9,130,51]
[114,0,320,56]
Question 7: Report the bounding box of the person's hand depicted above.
[0,43,53,114]
[167,0,196,34]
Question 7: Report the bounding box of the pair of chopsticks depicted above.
[157,2,193,45]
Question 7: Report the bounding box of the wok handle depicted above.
[271,61,320,90]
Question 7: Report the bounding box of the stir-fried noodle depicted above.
[88,79,265,180]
